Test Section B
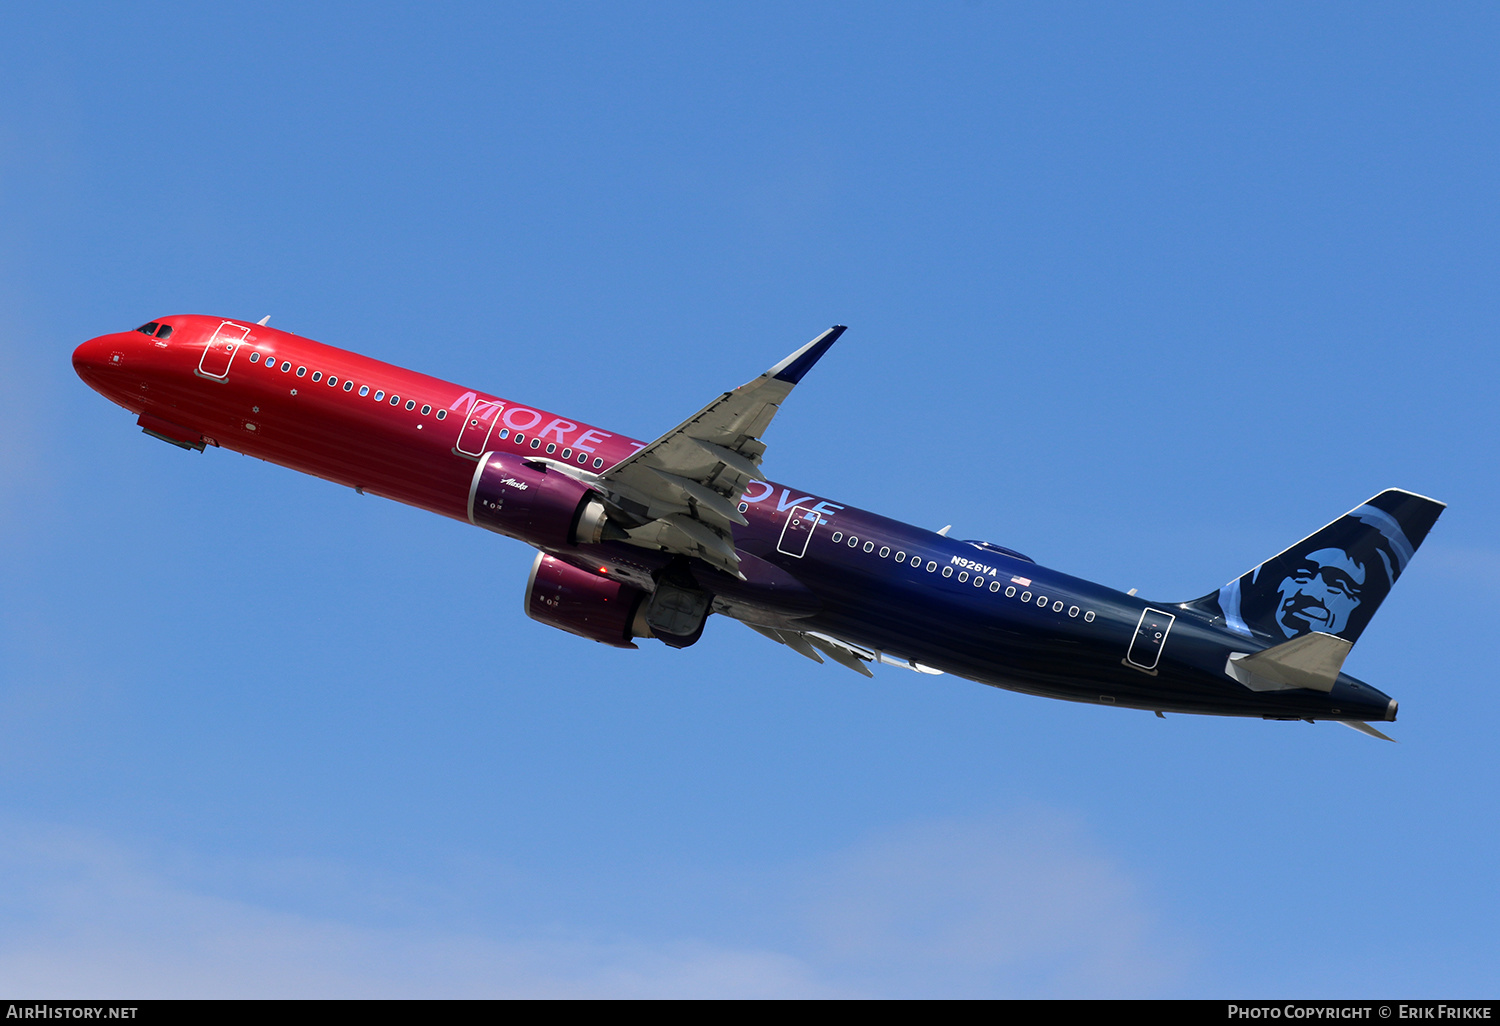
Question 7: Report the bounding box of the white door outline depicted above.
[197,321,250,381]
[776,506,820,558]
[455,400,503,457]
[1126,607,1176,671]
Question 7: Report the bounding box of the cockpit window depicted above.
[136,322,159,335]
[154,324,173,339]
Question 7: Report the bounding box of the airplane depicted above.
[73,316,1444,739]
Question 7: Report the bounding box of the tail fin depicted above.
[1190,489,1445,644]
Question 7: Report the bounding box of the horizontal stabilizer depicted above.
[1343,720,1396,742]
[1350,717,1392,741]
[1226,631,1352,693]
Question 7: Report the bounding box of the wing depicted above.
[746,623,874,677]
[593,326,846,576]
[743,623,946,678]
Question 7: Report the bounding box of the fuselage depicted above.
[73,315,1397,724]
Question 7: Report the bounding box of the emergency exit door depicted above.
[776,506,820,558]
[1126,607,1176,671]
[198,321,250,380]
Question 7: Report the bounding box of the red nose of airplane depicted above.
[73,334,112,381]
[72,332,135,397]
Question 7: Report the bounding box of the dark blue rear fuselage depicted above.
[577,487,1396,723]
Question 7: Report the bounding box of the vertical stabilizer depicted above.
[1193,489,1444,643]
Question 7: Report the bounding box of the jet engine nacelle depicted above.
[468,450,608,549]
[525,552,651,648]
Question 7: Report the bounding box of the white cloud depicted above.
[801,808,1188,997]
[0,812,1184,998]
[0,824,841,999]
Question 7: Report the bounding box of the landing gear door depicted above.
[455,400,503,458]
[776,506,820,558]
[1126,607,1176,671]
[197,321,250,380]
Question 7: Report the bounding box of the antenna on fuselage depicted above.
[937,525,952,536]
[257,315,271,326]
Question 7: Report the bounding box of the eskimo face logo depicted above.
[1273,547,1366,638]
[1216,501,1421,643]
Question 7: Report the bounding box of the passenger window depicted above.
[1006,586,1016,597]
[155,324,173,339]
[374,391,384,401]
[879,547,890,558]
[1037,595,1048,606]
[497,429,509,440]
[958,571,968,582]
[1052,600,1063,611]
[974,577,984,587]
[530,438,541,449]
[561,448,572,459]
[832,532,843,543]
[389,394,400,405]
[297,366,307,377]
[1021,592,1032,602]
[1069,606,1080,617]
[421,405,431,415]
[514,433,525,444]
[546,443,557,454]
[990,581,1001,592]
[359,386,370,396]
[1084,611,1096,622]
[847,536,858,547]
[926,561,937,572]
[593,457,603,468]
[344,381,354,392]
[942,566,953,577]
[895,551,905,561]
[312,371,322,382]
[328,377,338,387]
[436,409,447,420]
[281,361,291,371]
[249,352,260,363]
[863,541,874,553]
[911,554,922,565]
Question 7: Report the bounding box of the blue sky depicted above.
[2,2,1497,997]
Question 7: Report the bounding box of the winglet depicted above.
[769,326,847,384]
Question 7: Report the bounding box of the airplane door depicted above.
[776,506,820,558]
[198,321,250,380]
[1126,607,1176,671]
[455,401,502,457]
